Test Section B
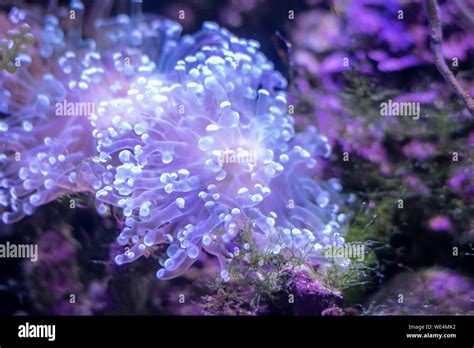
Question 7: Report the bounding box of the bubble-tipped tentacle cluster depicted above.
[0,10,98,224]
[0,3,182,224]
[0,1,347,280]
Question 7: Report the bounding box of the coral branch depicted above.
[424,0,474,115]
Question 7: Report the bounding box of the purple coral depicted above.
[367,268,474,315]
[1,1,346,281]
[271,268,343,315]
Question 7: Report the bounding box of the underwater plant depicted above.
[0,0,347,281]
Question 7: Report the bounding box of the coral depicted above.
[0,1,346,281]
[266,268,343,315]
[95,20,346,281]
[287,2,474,308]
[291,0,474,179]
[24,227,108,315]
[449,166,474,204]
[428,215,453,232]
[0,0,472,318]
[365,268,474,315]
[202,257,344,315]
[0,6,104,224]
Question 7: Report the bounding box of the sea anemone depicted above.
[0,0,347,280]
